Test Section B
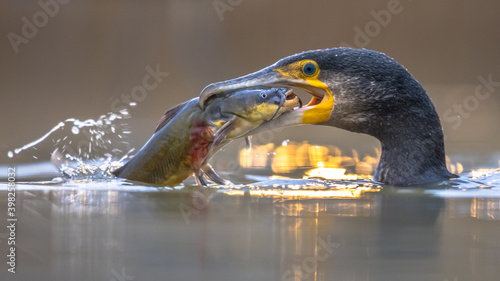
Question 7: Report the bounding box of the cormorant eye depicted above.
[302,62,317,76]
[260,93,268,99]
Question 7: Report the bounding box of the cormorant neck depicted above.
[373,115,454,186]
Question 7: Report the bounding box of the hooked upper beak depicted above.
[199,67,332,125]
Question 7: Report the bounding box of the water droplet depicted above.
[7,151,13,158]
[71,126,80,134]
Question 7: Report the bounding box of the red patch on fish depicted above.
[188,121,214,169]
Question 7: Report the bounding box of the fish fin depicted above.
[194,170,208,186]
[212,121,235,151]
[154,102,187,133]
[245,136,252,150]
[202,164,231,185]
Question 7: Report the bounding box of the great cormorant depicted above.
[199,48,457,186]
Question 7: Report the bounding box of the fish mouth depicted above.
[199,67,331,125]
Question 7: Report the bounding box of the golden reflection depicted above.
[272,141,299,173]
[239,143,274,168]
[239,140,381,178]
[296,142,312,166]
[304,167,347,180]
[246,187,379,198]
[241,141,468,180]
[303,166,371,181]
[218,184,381,199]
[308,145,330,168]
[223,190,245,196]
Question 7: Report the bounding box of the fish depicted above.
[113,87,300,186]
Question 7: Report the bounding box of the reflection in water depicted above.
[447,197,500,220]
[47,190,125,280]
[269,191,444,281]
[217,179,382,199]
[2,183,500,281]
[273,195,379,280]
[246,187,378,199]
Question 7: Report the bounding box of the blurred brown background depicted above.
[1,0,499,167]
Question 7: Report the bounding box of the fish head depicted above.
[205,87,300,142]
[217,87,300,124]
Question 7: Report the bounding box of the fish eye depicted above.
[302,62,317,76]
[260,93,268,99]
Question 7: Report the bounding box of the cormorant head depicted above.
[199,48,433,140]
[200,48,335,125]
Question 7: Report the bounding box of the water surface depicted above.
[1,170,499,281]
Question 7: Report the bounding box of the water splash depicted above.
[8,121,66,158]
[8,109,134,181]
[50,149,131,181]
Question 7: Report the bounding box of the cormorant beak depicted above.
[199,67,333,125]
